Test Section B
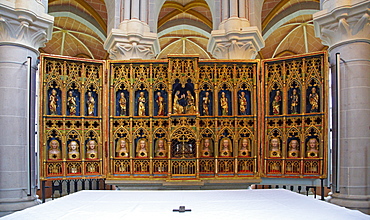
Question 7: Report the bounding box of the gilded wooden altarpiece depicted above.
[39,52,327,182]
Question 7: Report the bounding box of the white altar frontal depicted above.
[2,189,369,220]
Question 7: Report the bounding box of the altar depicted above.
[3,189,368,220]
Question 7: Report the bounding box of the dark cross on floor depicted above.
[173,206,191,213]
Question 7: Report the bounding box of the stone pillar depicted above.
[104,0,159,60]
[207,0,264,59]
[0,0,53,216]
[313,0,370,214]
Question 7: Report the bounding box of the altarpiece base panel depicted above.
[39,52,328,183]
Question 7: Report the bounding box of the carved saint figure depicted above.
[116,138,129,157]
[309,87,319,112]
[269,137,281,157]
[173,90,184,114]
[220,92,228,116]
[288,139,300,158]
[138,92,146,116]
[48,139,61,160]
[185,90,196,114]
[86,140,98,159]
[239,91,247,115]
[155,139,167,157]
[67,90,77,115]
[156,92,165,116]
[119,92,127,116]
[87,91,95,116]
[219,138,232,157]
[136,139,148,157]
[272,90,281,115]
[306,138,319,158]
[49,89,58,115]
[238,138,250,157]
[202,92,210,116]
[201,138,212,157]
[68,141,80,160]
[290,89,299,114]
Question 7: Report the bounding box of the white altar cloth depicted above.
[3,189,369,220]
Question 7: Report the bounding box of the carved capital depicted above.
[313,1,370,49]
[208,18,264,59]
[104,19,160,60]
[0,2,53,53]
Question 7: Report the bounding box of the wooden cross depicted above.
[173,206,191,213]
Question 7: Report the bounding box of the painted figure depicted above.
[238,138,250,157]
[116,138,129,157]
[67,90,77,115]
[87,91,95,116]
[173,90,184,114]
[239,91,247,115]
[155,139,167,157]
[201,138,212,157]
[48,139,61,160]
[290,89,299,114]
[309,87,319,112]
[272,90,281,115]
[68,141,80,160]
[49,89,58,115]
[306,138,319,158]
[185,90,196,114]
[219,138,231,157]
[269,137,281,157]
[86,140,98,159]
[138,92,146,116]
[220,92,228,116]
[136,139,148,157]
[156,91,165,116]
[119,92,127,116]
[202,92,210,116]
[288,139,299,158]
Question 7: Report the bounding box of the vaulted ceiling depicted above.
[41,0,326,60]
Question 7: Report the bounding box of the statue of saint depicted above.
[49,89,58,115]
[288,139,299,158]
[156,91,165,116]
[306,138,319,158]
[219,138,232,157]
[201,138,212,157]
[269,137,281,157]
[173,90,184,114]
[309,87,319,112]
[67,90,77,115]
[68,141,80,160]
[202,92,210,116]
[290,89,299,114]
[239,91,247,115]
[86,140,98,159]
[119,92,127,116]
[48,139,61,160]
[116,138,129,157]
[87,91,95,116]
[185,90,196,114]
[155,139,167,157]
[136,139,148,157]
[272,90,281,115]
[138,92,146,116]
[220,92,228,116]
[238,138,250,157]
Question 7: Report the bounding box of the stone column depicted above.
[104,0,159,60]
[207,0,264,59]
[0,0,53,216]
[314,0,370,214]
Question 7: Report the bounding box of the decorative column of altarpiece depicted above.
[39,52,327,181]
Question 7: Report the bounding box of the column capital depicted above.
[0,1,54,54]
[207,17,265,59]
[104,19,160,60]
[313,1,370,51]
